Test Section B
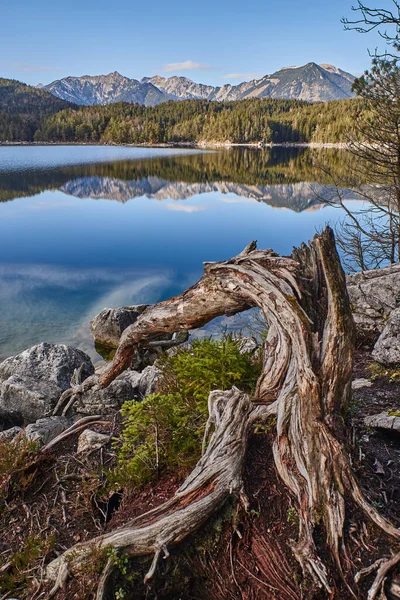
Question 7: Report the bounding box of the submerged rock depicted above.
[372,307,400,366]
[347,264,400,343]
[0,343,94,424]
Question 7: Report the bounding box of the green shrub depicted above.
[367,361,400,382]
[0,435,39,503]
[0,534,54,595]
[112,336,261,489]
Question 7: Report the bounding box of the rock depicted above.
[347,263,400,343]
[75,371,141,415]
[372,307,400,366]
[237,336,259,355]
[90,305,189,366]
[25,416,70,446]
[137,365,161,398]
[75,365,161,416]
[90,305,149,349]
[352,378,373,390]
[0,343,94,424]
[364,412,400,433]
[0,426,22,441]
[77,429,110,453]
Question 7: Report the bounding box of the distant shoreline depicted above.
[0,141,348,150]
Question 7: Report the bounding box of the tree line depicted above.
[0,78,72,142]
[34,98,358,145]
[0,77,360,144]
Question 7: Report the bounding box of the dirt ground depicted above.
[0,349,399,599]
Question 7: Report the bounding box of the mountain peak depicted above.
[320,63,341,74]
[43,62,355,106]
[106,71,126,79]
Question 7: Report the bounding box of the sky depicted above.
[1,0,394,86]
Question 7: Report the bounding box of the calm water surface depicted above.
[0,145,357,362]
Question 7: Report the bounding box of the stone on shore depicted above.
[77,429,110,453]
[90,305,189,368]
[25,416,70,446]
[0,343,94,424]
[74,365,161,415]
[0,426,22,441]
[364,412,400,433]
[372,307,400,367]
[237,336,260,355]
[347,263,400,343]
[352,378,373,390]
[90,305,149,348]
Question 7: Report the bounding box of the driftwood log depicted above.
[46,228,400,599]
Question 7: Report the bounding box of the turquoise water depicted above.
[0,145,355,361]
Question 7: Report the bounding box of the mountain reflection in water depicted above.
[0,146,362,361]
[0,147,359,211]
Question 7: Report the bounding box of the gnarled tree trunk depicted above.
[47,228,400,600]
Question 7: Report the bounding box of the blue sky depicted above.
[1,0,391,86]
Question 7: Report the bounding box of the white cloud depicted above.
[163,60,211,73]
[223,73,264,80]
[1,61,58,73]
[219,196,258,204]
[165,203,208,213]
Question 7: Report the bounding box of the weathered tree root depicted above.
[47,387,270,595]
[356,552,400,600]
[45,229,400,599]
[41,415,110,453]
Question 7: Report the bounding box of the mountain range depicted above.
[41,62,355,106]
[60,176,331,211]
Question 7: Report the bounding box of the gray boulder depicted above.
[0,343,94,424]
[237,336,260,355]
[77,429,110,453]
[352,378,372,390]
[75,365,161,416]
[347,263,400,342]
[372,307,400,366]
[137,365,161,398]
[364,412,400,433]
[25,416,70,446]
[0,426,22,441]
[90,305,189,368]
[90,305,149,348]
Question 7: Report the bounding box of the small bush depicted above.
[0,435,39,503]
[0,534,54,595]
[388,409,400,417]
[367,361,400,382]
[112,336,261,489]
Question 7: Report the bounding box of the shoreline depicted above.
[0,141,348,149]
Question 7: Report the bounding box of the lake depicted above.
[0,145,357,362]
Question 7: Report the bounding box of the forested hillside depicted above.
[0,77,359,144]
[0,79,73,141]
[35,98,358,144]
